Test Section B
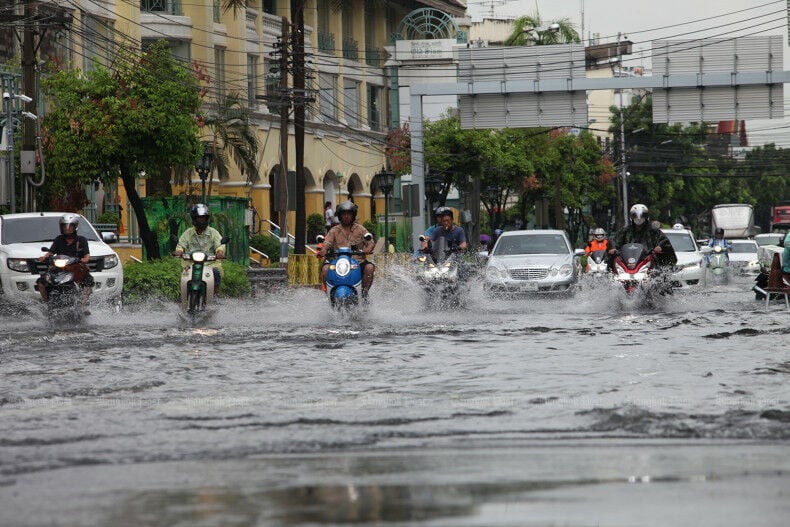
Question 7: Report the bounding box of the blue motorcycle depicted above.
[317,233,372,309]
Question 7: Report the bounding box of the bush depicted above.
[122,258,251,302]
[250,234,282,262]
[307,213,324,241]
[96,211,120,225]
[363,218,377,234]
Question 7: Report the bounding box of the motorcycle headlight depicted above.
[103,254,119,269]
[7,258,30,272]
[335,258,351,277]
[53,257,70,268]
[191,251,207,263]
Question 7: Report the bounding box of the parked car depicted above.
[0,212,123,307]
[483,230,583,295]
[728,239,760,276]
[662,228,705,287]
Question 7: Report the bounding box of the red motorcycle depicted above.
[611,243,655,294]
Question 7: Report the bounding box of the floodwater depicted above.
[1,270,789,526]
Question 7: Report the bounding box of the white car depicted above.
[728,239,760,276]
[483,230,583,295]
[662,228,705,287]
[0,212,123,307]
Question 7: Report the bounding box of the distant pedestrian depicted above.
[324,201,334,233]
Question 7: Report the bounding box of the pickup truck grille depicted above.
[26,256,105,275]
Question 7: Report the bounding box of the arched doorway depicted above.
[323,170,338,210]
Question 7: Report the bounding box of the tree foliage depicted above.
[42,41,203,259]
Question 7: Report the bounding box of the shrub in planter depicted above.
[307,212,324,241]
[122,258,250,302]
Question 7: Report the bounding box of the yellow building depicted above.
[3,0,467,242]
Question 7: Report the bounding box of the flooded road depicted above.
[1,273,789,526]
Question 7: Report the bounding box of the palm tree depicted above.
[504,14,580,46]
[201,93,260,198]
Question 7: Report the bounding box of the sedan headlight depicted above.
[558,264,572,276]
[7,258,30,272]
[680,261,701,271]
[485,266,506,281]
[103,254,119,269]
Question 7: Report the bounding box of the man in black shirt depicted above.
[36,213,94,307]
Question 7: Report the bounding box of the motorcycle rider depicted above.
[584,227,609,272]
[174,203,226,296]
[37,213,95,310]
[609,204,677,271]
[425,207,443,237]
[421,207,468,254]
[706,227,732,265]
[318,200,376,299]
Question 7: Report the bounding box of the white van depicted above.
[0,212,124,307]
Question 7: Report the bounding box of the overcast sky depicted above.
[465,0,790,147]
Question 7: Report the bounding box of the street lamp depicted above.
[196,144,213,203]
[376,166,395,252]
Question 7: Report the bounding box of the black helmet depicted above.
[715,227,724,237]
[190,203,211,229]
[59,213,80,235]
[336,200,358,222]
[629,204,649,226]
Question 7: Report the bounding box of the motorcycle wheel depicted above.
[187,290,203,313]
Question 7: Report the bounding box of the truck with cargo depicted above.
[710,203,758,239]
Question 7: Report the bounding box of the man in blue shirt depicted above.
[421,207,468,253]
[706,227,732,265]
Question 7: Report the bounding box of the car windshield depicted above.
[493,234,569,255]
[664,232,696,252]
[1,216,99,244]
[731,242,757,254]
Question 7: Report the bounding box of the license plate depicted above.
[520,282,538,291]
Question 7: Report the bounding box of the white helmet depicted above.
[629,204,649,226]
[593,227,606,240]
[59,213,80,234]
[672,223,684,230]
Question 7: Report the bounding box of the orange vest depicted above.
[585,239,608,254]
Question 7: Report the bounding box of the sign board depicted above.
[395,39,456,61]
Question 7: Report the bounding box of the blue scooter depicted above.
[317,233,372,309]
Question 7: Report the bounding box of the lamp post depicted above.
[195,144,213,204]
[377,166,395,252]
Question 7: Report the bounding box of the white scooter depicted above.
[703,246,730,285]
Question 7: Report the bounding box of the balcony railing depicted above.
[317,31,335,55]
[342,37,358,61]
[141,0,181,16]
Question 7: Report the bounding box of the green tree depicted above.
[201,92,260,198]
[504,13,580,46]
[42,41,203,260]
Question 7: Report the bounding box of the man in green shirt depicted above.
[174,203,226,295]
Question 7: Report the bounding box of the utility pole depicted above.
[278,17,290,267]
[291,1,306,254]
[22,0,37,212]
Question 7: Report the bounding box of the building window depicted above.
[247,55,258,109]
[143,39,191,66]
[214,47,226,102]
[262,0,276,15]
[213,0,220,23]
[82,15,115,72]
[367,84,382,132]
[344,78,359,127]
[319,73,337,123]
[264,58,280,113]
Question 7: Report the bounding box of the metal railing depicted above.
[317,31,335,54]
[262,219,317,254]
[250,246,270,266]
[342,37,358,61]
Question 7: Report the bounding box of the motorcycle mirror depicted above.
[220,236,230,244]
[364,233,373,242]
[40,246,49,252]
[419,235,426,242]
[316,235,325,244]
[101,231,118,244]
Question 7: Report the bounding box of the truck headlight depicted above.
[103,254,119,269]
[7,258,30,272]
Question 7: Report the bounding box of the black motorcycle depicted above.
[30,251,89,321]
